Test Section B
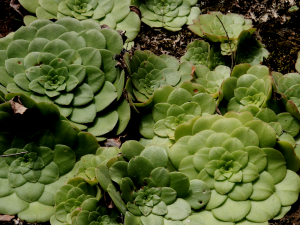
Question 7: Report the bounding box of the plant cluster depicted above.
[0,17,130,141]
[0,94,99,222]
[19,0,141,43]
[1,3,300,225]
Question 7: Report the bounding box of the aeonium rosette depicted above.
[75,146,122,185]
[0,94,99,223]
[136,0,201,31]
[95,141,212,224]
[19,0,141,43]
[221,64,272,113]
[272,62,300,122]
[169,111,300,224]
[181,40,228,70]
[139,83,216,147]
[51,177,121,225]
[0,17,130,140]
[124,50,195,107]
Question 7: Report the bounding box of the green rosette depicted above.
[272,66,300,122]
[0,17,130,140]
[221,64,272,113]
[124,50,194,108]
[96,140,212,224]
[136,0,200,31]
[76,146,122,185]
[181,40,228,70]
[19,0,140,42]
[0,94,99,222]
[139,83,216,146]
[169,111,300,224]
[51,177,121,225]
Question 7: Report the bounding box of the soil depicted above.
[1,0,300,224]
[0,0,24,38]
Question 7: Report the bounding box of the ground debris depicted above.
[0,215,14,222]
[10,96,27,115]
[9,0,22,17]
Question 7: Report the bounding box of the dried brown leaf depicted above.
[104,137,122,148]
[10,0,23,16]
[10,96,27,115]
[130,6,141,18]
[0,215,15,222]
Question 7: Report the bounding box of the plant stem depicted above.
[0,151,28,157]
[216,15,234,70]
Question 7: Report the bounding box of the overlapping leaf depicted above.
[194,65,230,104]
[76,146,121,185]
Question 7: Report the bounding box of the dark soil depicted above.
[269,196,300,225]
[1,0,300,224]
[0,0,24,37]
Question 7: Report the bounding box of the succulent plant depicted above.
[237,106,300,148]
[188,12,269,66]
[96,141,211,224]
[124,50,194,107]
[76,146,121,185]
[188,12,255,47]
[242,105,300,160]
[134,0,201,31]
[194,65,230,104]
[50,177,120,225]
[0,94,99,222]
[139,83,216,145]
[170,111,300,223]
[181,40,228,70]
[221,64,272,113]
[19,0,141,42]
[69,208,120,225]
[272,68,300,123]
[181,40,210,66]
[0,17,130,140]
